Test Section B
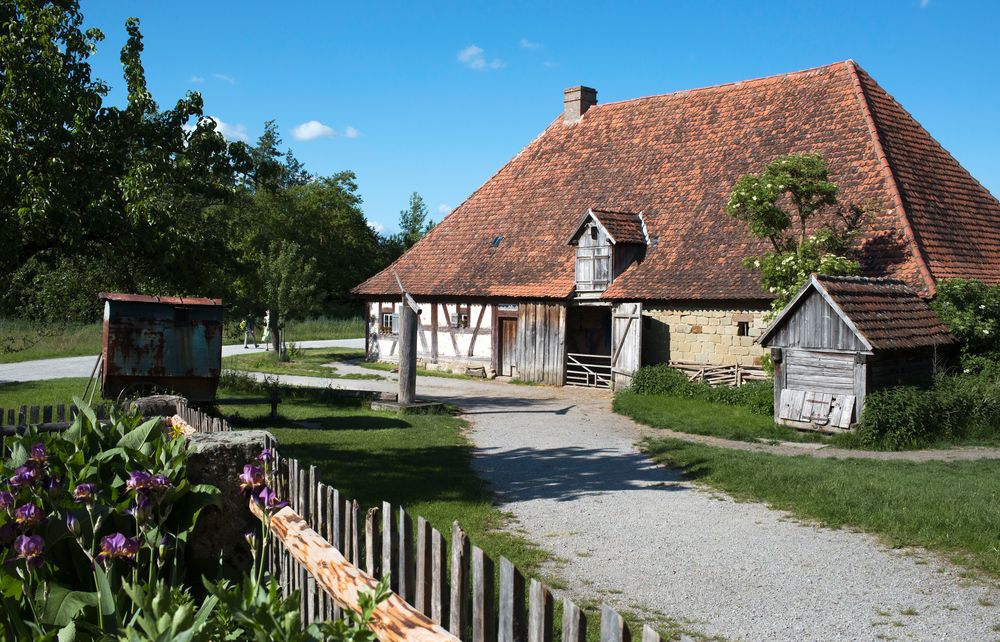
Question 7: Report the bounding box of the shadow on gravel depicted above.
[475,445,690,502]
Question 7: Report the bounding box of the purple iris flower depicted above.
[29,443,47,463]
[125,492,153,519]
[14,503,44,528]
[13,535,44,570]
[96,533,139,566]
[239,465,265,494]
[254,486,288,512]
[126,471,152,492]
[149,474,172,491]
[0,491,14,511]
[65,513,81,536]
[73,483,98,504]
[9,465,39,488]
[257,448,274,464]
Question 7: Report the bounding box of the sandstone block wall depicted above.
[644,307,769,366]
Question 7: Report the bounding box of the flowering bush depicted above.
[930,278,1000,368]
[0,399,221,639]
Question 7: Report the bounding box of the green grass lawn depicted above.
[0,377,94,409]
[0,320,102,363]
[222,347,384,380]
[358,359,487,381]
[643,437,1000,579]
[614,391,827,443]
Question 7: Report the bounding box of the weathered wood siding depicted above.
[515,302,566,385]
[611,302,642,389]
[868,347,936,390]
[766,290,867,352]
[784,350,856,396]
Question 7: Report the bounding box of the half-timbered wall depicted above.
[367,301,494,372]
[515,302,566,385]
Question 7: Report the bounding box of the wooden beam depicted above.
[468,305,487,357]
[251,502,459,642]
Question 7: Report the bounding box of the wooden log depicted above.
[398,507,415,603]
[471,546,495,642]
[527,579,553,642]
[599,605,630,642]
[562,598,586,642]
[449,522,470,638]
[415,517,433,615]
[251,502,459,642]
[399,298,418,405]
[499,557,526,642]
[431,527,449,625]
[351,500,361,566]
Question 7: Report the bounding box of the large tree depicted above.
[726,153,871,315]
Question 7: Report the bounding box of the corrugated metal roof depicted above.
[98,292,222,307]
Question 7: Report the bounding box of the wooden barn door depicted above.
[498,318,517,376]
[611,303,642,389]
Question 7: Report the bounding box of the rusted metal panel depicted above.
[100,293,223,401]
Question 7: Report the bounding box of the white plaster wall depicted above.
[366,301,494,369]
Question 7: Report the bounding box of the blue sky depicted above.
[80,0,1000,235]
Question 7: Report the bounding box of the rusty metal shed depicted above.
[99,293,223,402]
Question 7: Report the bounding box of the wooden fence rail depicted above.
[268,452,663,642]
[0,399,229,436]
[669,361,769,387]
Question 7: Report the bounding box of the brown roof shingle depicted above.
[590,210,646,245]
[354,61,1000,300]
[814,275,955,350]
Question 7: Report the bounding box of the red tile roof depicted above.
[814,275,955,350]
[354,61,1000,300]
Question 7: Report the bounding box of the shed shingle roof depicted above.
[354,61,1000,300]
[590,210,646,245]
[762,275,955,350]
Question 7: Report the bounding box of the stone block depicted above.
[186,430,274,582]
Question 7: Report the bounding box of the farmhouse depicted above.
[353,61,1000,387]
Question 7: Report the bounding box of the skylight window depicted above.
[491,235,503,248]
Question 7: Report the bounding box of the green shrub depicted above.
[930,278,1000,363]
[858,368,1000,449]
[628,364,774,416]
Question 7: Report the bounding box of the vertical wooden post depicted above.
[398,507,415,603]
[499,557,526,642]
[431,303,439,364]
[399,299,418,405]
[431,527,449,625]
[562,598,586,642]
[527,579,552,642]
[600,605,630,642]
[366,507,380,577]
[415,516,433,615]
[640,625,661,642]
[449,522,470,638]
[382,501,399,590]
[471,546,496,642]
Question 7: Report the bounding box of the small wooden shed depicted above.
[758,275,955,431]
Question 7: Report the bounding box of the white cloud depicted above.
[204,116,248,141]
[291,120,335,141]
[457,44,504,71]
[520,38,542,49]
[343,126,360,139]
[190,75,205,83]
[919,0,930,6]
[438,204,452,215]
[212,73,237,85]
[368,221,386,234]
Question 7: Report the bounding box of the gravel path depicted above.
[226,369,1000,640]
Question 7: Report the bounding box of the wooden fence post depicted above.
[415,516,433,615]
[398,507,415,603]
[431,527,449,625]
[382,501,399,590]
[499,557,526,642]
[527,579,552,642]
[599,604,630,642]
[449,522,470,638]
[471,546,495,642]
[562,598,586,642]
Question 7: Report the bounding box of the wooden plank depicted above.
[561,598,586,642]
[398,507,415,603]
[42,406,52,424]
[599,604,630,642]
[468,304,487,358]
[251,502,459,642]
[383,501,399,590]
[351,500,361,566]
[431,304,439,363]
[366,507,380,576]
[449,522,470,638]
[499,557,526,642]
[415,516,433,615]
[471,546,495,642]
[431,527,449,625]
[527,579,552,642]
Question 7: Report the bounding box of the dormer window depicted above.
[567,209,647,296]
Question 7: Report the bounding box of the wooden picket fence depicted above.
[0,399,228,434]
[669,361,768,387]
[265,453,663,642]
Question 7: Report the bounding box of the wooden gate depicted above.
[611,302,642,389]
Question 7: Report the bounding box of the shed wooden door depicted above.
[611,302,642,389]
[498,318,517,377]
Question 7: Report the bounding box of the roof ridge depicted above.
[844,60,937,297]
[595,60,854,109]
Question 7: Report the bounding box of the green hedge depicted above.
[628,364,773,416]
[857,366,1000,449]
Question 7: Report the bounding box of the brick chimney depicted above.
[563,86,597,124]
